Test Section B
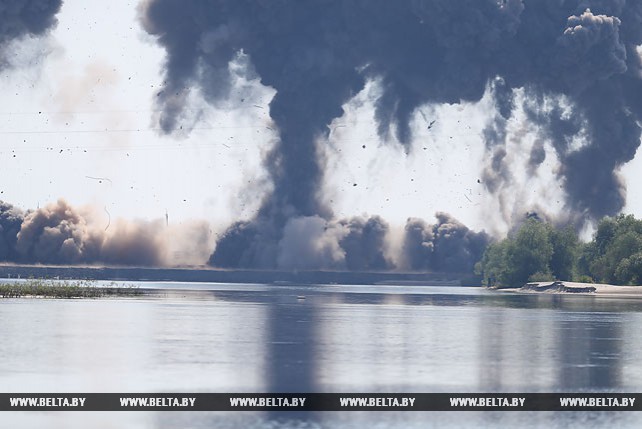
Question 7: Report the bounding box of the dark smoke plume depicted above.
[339,216,394,271]
[0,202,24,261]
[0,0,61,63]
[0,2,63,257]
[142,1,642,269]
[0,0,61,42]
[212,214,394,270]
[403,214,489,273]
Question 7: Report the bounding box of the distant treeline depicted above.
[477,215,642,288]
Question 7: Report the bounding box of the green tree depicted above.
[582,215,642,285]
[549,227,579,281]
[577,241,598,281]
[477,239,509,287]
[479,214,642,288]
[504,219,553,287]
[479,218,557,288]
[614,253,642,285]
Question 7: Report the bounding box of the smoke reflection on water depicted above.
[1,285,642,428]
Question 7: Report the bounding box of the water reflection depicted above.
[3,285,642,429]
[265,296,318,393]
[264,289,638,393]
[558,314,623,389]
[157,287,640,394]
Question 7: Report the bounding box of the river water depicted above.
[2,282,642,428]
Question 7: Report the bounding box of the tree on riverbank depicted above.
[477,214,642,288]
[476,218,579,288]
[578,215,642,285]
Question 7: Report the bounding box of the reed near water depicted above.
[0,279,142,298]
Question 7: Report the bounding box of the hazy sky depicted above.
[1,0,642,237]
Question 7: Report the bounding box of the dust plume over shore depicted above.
[0,199,212,266]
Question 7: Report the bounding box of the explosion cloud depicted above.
[0,199,212,266]
[402,214,489,273]
[139,1,642,270]
[0,201,24,261]
[218,215,394,271]
[0,0,61,46]
[0,0,61,70]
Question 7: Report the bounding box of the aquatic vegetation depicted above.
[0,279,142,298]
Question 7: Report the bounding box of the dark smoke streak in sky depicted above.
[0,0,62,68]
[142,0,642,269]
[0,1,211,269]
[0,0,61,45]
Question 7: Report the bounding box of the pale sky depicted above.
[1,0,642,236]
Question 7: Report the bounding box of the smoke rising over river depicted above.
[1,1,641,272]
[138,0,642,270]
[0,199,212,266]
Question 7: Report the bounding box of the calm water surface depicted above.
[2,282,642,428]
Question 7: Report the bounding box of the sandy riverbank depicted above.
[499,280,642,297]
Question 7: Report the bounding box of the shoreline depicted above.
[498,281,642,297]
[0,263,471,286]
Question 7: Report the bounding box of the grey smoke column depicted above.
[403,214,489,273]
[0,202,24,261]
[339,216,394,271]
[0,0,61,56]
[0,1,60,260]
[0,0,61,39]
[493,3,642,220]
[142,0,642,268]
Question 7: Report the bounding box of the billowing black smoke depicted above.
[0,202,24,261]
[403,213,489,273]
[482,3,642,221]
[0,0,61,46]
[211,214,394,271]
[339,216,393,271]
[142,1,642,269]
[0,0,62,68]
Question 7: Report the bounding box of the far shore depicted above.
[0,263,470,286]
[498,280,642,297]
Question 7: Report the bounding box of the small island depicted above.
[494,280,642,297]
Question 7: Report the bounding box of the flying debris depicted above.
[104,206,111,231]
[141,0,642,269]
[86,176,113,185]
